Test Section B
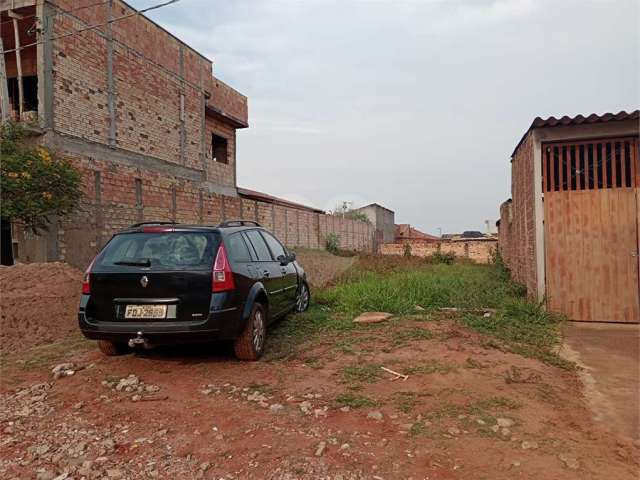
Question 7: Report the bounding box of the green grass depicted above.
[334,393,378,409]
[426,396,521,422]
[316,262,526,315]
[265,256,570,368]
[393,391,421,413]
[342,362,382,384]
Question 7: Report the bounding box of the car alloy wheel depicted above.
[252,308,265,352]
[296,283,310,312]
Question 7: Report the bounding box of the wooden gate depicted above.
[543,137,639,322]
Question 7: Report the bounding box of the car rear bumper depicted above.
[78,295,244,345]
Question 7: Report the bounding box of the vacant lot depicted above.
[0,254,637,479]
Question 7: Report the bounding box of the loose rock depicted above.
[367,411,384,421]
[353,312,393,324]
[315,441,327,457]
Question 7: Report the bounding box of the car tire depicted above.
[234,302,267,361]
[296,282,310,313]
[97,340,128,356]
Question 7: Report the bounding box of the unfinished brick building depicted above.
[1,0,373,268]
[498,111,639,322]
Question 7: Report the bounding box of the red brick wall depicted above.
[499,133,537,295]
[380,240,497,264]
[41,152,373,269]
[204,116,235,187]
[52,5,110,145]
[208,77,248,125]
[49,0,237,187]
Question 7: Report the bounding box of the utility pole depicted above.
[0,36,10,123]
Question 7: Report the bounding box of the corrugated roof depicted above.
[237,187,324,214]
[512,110,639,157]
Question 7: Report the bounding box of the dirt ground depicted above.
[294,249,355,288]
[0,256,638,479]
[560,322,640,440]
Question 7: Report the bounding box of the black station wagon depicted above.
[78,220,310,360]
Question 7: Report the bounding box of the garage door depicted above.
[543,137,639,322]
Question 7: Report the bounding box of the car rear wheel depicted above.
[234,303,266,361]
[97,340,129,356]
[296,282,310,313]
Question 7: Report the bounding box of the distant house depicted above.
[498,110,639,323]
[461,231,485,239]
[395,224,439,243]
[353,203,395,244]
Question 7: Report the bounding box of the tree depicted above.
[331,203,371,224]
[1,122,82,233]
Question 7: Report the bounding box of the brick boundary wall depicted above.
[11,149,375,270]
[379,240,497,264]
[497,132,538,296]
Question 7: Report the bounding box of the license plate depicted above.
[124,304,167,319]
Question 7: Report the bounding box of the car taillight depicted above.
[82,257,96,295]
[212,244,235,292]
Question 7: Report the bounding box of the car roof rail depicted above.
[218,219,261,228]
[129,221,176,228]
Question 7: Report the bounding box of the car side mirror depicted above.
[278,252,295,265]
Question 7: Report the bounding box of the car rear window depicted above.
[97,231,219,270]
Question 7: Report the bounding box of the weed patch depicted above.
[334,393,378,409]
[342,362,382,384]
[265,257,570,369]
[393,392,421,413]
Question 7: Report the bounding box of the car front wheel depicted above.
[234,303,267,361]
[296,282,310,312]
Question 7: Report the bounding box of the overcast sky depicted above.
[133,0,639,235]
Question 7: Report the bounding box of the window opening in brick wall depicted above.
[212,134,228,164]
[543,137,637,192]
[7,76,38,114]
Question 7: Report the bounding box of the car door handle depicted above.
[262,270,270,277]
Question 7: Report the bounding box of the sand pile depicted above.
[0,262,83,356]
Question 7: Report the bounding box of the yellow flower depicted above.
[37,147,52,163]
[21,171,31,179]
[42,192,53,200]
[7,172,18,178]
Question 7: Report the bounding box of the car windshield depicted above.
[97,231,219,270]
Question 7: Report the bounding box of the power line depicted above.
[0,1,112,27]
[0,0,181,55]
[2,0,210,98]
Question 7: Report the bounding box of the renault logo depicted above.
[140,276,149,288]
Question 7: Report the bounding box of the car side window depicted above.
[226,233,252,262]
[261,231,286,260]
[245,230,273,262]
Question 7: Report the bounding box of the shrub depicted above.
[325,233,339,254]
[1,122,82,233]
[430,250,456,265]
[344,211,371,224]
